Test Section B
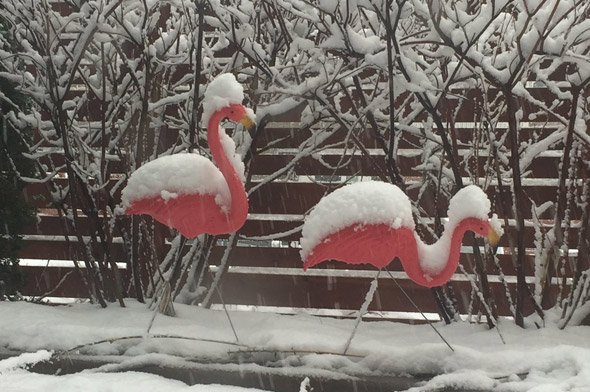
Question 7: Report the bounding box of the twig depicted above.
[228,348,365,359]
[56,334,248,357]
[343,271,380,355]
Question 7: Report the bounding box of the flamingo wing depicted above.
[303,224,415,270]
[126,193,230,238]
[122,153,234,238]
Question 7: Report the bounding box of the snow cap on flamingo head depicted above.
[446,185,504,237]
[201,73,256,127]
[447,185,490,224]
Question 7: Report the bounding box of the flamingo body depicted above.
[122,73,254,238]
[301,182,502,288]
[125,194,228,237]
[303,224,417,270]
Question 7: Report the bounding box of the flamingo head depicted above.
[220,104,256,133]
[461,217,502,247]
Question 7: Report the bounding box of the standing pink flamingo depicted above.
[300,182,502,288]
[121,74,255,238]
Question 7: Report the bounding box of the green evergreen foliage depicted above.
[0,17,37,299]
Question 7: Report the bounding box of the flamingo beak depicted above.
[487,227,502,247]
[239,114,256,132]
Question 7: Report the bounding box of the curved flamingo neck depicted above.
[399,220,472,288]
[207,109,248,230]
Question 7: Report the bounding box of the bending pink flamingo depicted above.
[300,182,502,288]
[121,74,255,238]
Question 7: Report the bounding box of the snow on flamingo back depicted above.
[121,153,230,211]
[300,181,415,261]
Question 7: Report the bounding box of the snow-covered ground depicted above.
[2,355,267,392]
[1,301,589,391]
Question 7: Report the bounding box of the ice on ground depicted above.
[121,153,230,210]
[0,302,589,392]
[300,181,414,261]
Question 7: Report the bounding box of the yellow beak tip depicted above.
[240,116,256,130]
[487,229,502,247]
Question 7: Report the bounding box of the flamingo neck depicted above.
[401,220,472,288]
[207,111,248,230]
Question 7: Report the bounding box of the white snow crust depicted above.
[0,301,589,392]
[121,153,230,210]
[202,73,245,127]
[0,368,267,392]
[300,181,414,261]
[0,350,52,374]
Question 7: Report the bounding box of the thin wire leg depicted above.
[384,268,454,352]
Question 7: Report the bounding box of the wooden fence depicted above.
[17,95,585,322]
[10,1,587,323]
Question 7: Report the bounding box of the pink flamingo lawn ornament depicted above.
[300,182,503,288]
[121,74,255,238]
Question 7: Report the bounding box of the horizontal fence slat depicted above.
[24,209,584,249]
[18,239,578,279]
[205,273,556,316]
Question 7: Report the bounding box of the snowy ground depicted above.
[2,362,269,392]
[1,301,589,391]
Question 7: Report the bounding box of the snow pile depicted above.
[121,153,230,210]
[300,181,414,261]
[406,369,496,391]
[298,377,310,392]
[0,302,590,391]
[0,350,52,374]
[400,345,590,391]
[0,369,268,392]
[202,73,245,126]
